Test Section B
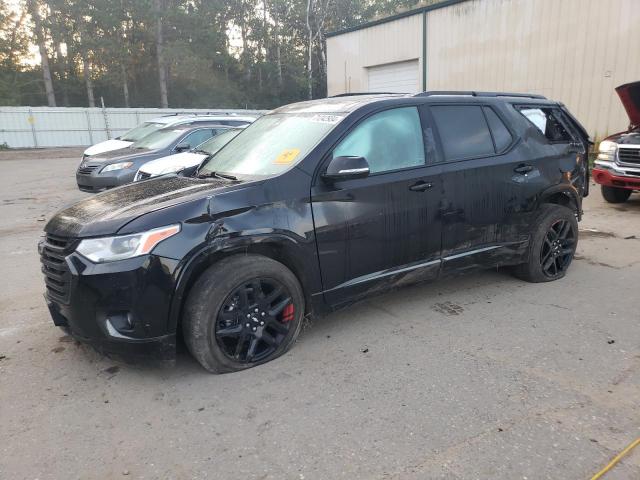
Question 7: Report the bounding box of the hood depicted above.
[45,176,234,238]
[87,146,159,164]
[616,81,640,128]
[139,152,207,175]
[84,139,133,156]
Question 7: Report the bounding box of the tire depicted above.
[601,186,631,204]
[182,254,305,373]
[513,204,578,283]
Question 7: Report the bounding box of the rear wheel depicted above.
[513,204,578,283]
[601,185,631,203]
[183,255,304,373]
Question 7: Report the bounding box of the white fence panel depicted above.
[0,107,265,148]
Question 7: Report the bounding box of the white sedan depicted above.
[134,127,243,181]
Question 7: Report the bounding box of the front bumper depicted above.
[76,166,137,192]
[593,161,640,190]
[40,242,180,360]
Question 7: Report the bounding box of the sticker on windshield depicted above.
[273,148,300,165]
[309,114,342,124]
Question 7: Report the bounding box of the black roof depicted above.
[271,91,555,115]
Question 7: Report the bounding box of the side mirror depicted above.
[175,142,191,152]
[323,156,370,181]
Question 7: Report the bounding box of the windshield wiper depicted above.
[192,149,210,155]
[196,171,238,181]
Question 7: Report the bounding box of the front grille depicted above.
[77,164,99,175]
[40,234,77,304]
[618,148,640,165]
[137,171,152,181]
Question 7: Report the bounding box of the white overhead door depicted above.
[367,60,419,93]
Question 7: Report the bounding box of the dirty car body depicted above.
[41,92,590,370]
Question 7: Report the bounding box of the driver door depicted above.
[311,106,443,307]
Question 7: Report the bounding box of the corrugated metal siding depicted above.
[326,0,640,139]
[327,14,423,95]
[425,0,640,139]
[0,107,264,148]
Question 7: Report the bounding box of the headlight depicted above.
[597,140,617,161]
[101,162,134,173]
[76,224,180,263]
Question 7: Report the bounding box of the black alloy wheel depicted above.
[540,218,576,278]
[512,204,578,283]
[215,278,295,363]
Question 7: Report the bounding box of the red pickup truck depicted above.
[592,81,640,203]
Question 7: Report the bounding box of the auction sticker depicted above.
[310,114,342,124]
[273,148,300,165]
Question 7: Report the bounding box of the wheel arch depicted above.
[538,185,582,220]
[167,235,313,334]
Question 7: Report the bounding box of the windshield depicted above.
[120,122,166,142]
[199,113,344,177]
[131,128,185,150]
[195,129,241,155]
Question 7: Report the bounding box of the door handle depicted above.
[514,164,534,174]
[409,181,433,192]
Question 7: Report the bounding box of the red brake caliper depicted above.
[282,304,295,322]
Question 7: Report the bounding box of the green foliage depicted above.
[0,0,423,108]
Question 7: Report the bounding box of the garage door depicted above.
[367,60,419,93]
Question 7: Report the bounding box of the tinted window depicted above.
[182,129,214,149]
[483,107,513,153]
[333,107,425,174]
[519,107,573,142]
[431,106,494,161]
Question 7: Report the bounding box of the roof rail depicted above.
[330,92,406,97]
[414,91,547,99]
[159,111,256,118]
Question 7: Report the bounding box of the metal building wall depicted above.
[425,0,640,139]
[0,107,264,148]
[327,0,640,139]
[326,14,423,96]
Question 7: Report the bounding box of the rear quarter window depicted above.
[518,107,574,143]
[430,105,494,161]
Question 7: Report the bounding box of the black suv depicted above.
[40,92,590,373]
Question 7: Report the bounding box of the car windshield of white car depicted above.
[131,129,185,150]
[120,122,165,142]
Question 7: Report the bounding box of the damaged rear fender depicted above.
[537,185,582,219]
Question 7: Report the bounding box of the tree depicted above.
[1,0,423,108]
[27,0,56,106]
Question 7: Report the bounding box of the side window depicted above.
[518,107,573,143]
[430,105,494,161]
[483,107,513,153]
[182,129,214,148]
[333,107,425,174]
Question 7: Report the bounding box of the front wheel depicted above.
[183,255,305,373]
[513,204,578,283]
[601,185,631,204]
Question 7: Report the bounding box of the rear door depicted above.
[428,103,531,272]
[311,106,442,307]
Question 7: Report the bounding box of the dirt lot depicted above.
[1,148,639,480]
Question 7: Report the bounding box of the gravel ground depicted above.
[0,149,639,480]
